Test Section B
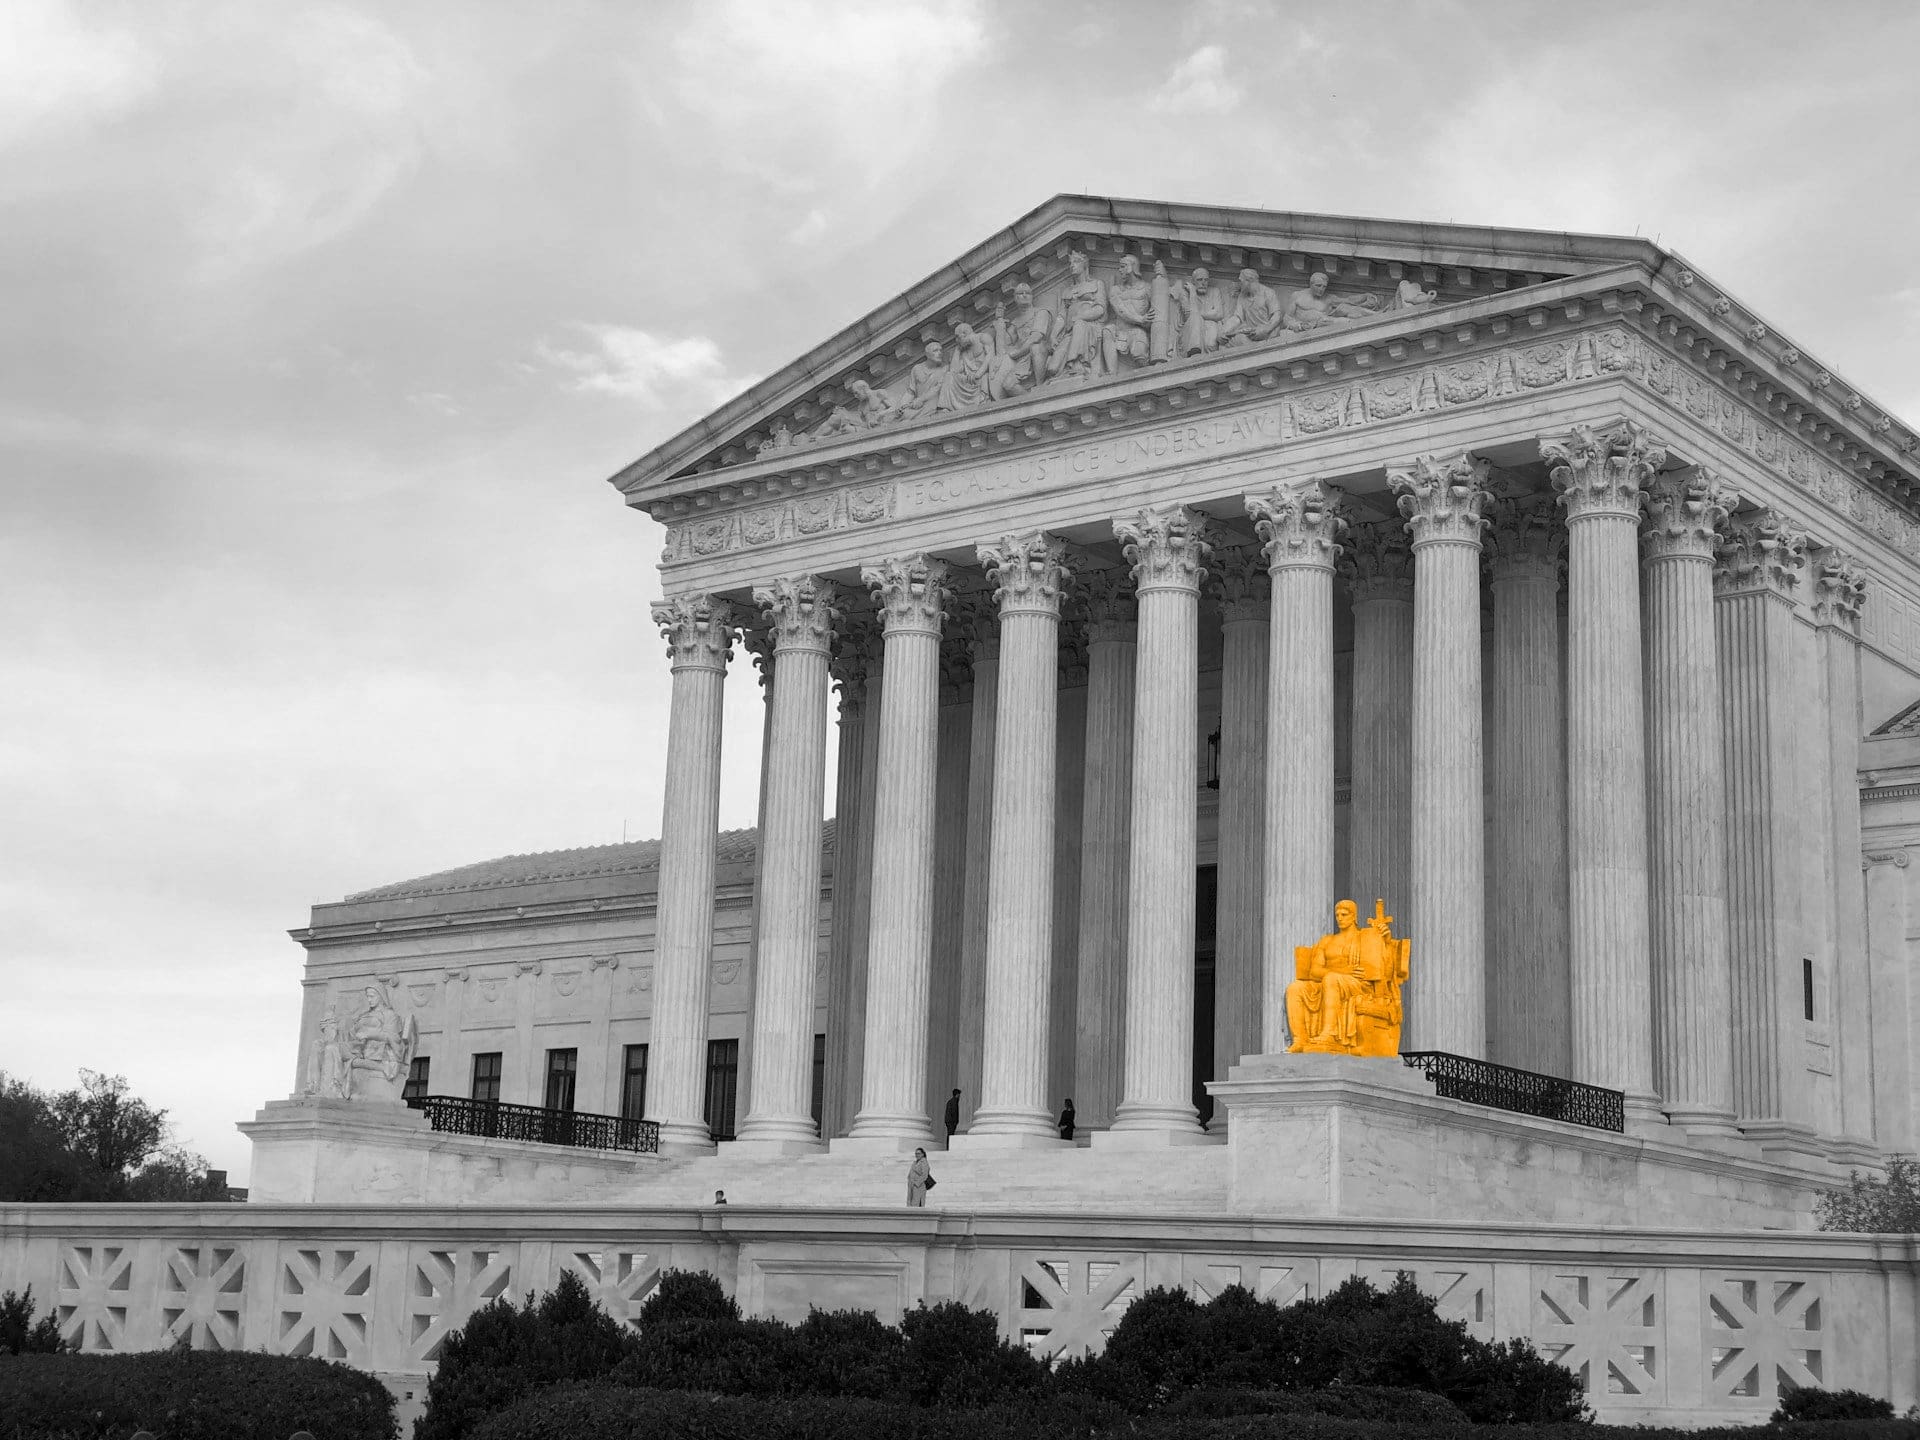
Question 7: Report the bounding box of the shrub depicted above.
[639,1267,740,1325]
[898,1298,1050,1407]
[414,1269,640,1440]
[1818,1155,1920,1233]
[1156,1384,1467,1423]
[0,1348,396,1439]
[1775,1387,1899,1422]
[791,1306,906,1399]
[1,1287,67,1354]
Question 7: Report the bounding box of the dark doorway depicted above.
[1194,864,1218,1125]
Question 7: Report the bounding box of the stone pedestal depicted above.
[242,1098,432,1203]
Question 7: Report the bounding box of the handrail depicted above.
[1399,1051,1625,1133]
[406,1094,660,1153]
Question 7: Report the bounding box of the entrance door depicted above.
[1194,865,1217,1125]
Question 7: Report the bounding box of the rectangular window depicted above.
[470,1052,503,1104]
[810,1032,826,1135]
[402,1056,431,1103]
[1803,958,1816,1022]
[545,1048,579,1113]
[704,1039,739,1141]
[621,1043,649,1122]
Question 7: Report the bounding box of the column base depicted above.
[844,1109,936,1147]
[1826,1135,1882,1170]
[1622,1090,1670,1138]
[1660,1105,1749,1152]
[830,1134,933,1155]
[1737,1118,1829,1166]
[727,1114,827,1156]
[652,1117,718,1156]
[947,1130,1071,1153]
[1091,1125,1219,1150]
[1103,1100,1207,1144]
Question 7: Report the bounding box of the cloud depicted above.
[0,0,158,147]
[788,208,830,245]
[664,0,990,191]
[536,325,757,409]
[1148,45,1242,116]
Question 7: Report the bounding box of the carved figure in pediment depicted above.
[1394,278,1438,309]
[940,322,996,412]
[1047,250,1109,382]
[1105,254,1154,369]
[1222,268,1284,346]
[990,283,1053,398]
[1169,267,1229,357]
[756,421,797,456]
[808,377,898,441]
[1285,271,1381,333]
[897,341,951,422]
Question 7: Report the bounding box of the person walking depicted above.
[943,1088,961,1141]
[907,1147,934,1207]
[1058,1098,1076,1142]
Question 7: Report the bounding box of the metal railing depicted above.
[406,1095,660,1153]
[1399,1051,1624,1133]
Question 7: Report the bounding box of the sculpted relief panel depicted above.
[751,248,1450,460]
[666,325,1920,582]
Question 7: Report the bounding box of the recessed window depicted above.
[704,1039,739,1141]
[810,1033,826,1135]
[402,1057,430,1103]
[545,1048,578,1113]
[621,1043,649,1122]
[1803,959,1816,1023]
[471,1052,503,1104]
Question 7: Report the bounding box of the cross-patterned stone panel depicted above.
[558,1248,660,1329]
[55,1242,135,1352]
[277,1245,375,1365]
[1358,1261,1494,1340]
[161,1244,246,1351]
[1013,1252,1142,1360]
[406,1245,514,1364]
[1532,1267,1664,1403]
[1705,1271,1826,1406]
[1182,1254,1317,1308]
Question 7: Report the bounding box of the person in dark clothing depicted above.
[944,1088,961,1140]
[1058,1098,1075,1141]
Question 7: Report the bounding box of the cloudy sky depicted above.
[5,0,1917,1180]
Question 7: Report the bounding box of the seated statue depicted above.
[1287,899,1411,1057]
[1284,272,1383,333]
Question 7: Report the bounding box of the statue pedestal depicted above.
[1210,1053,1836,1230]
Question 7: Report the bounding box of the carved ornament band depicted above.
[1389,453,1490,549]
[1246,479,1347,572]
[862,554,951,637]
[1115,503,1213,594]
[651,594,736,672]
[1543,421,1666,523]
[1641,467,1734,564]
[977,531,1070,617]
[753,574,841,655]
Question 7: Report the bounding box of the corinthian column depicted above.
[1210,548,1269,1079]
[846,556,950,1146]
[644,594,735,1151]
[1812,550,1874,1152]
[1485,495,1570,1076]
[1641,468,1737,1131]
[1389,453,1489,1056]
[955,533,1072,1147]
[1715,510,1815,1140]
[953,593,998,1133]
[1073,569,1136,1131]
[1343,521,1414,926]
[734,575,838,1152]
[1247,481,1347,1051]
[823,612,876,1139]
[1104,505,1211,1143]
[1544,423,1660,1113]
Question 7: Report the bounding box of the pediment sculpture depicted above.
[303,984,419,1103]
[1285,898,1410,1057]
[752,250,1450,460]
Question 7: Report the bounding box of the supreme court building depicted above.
[11,199,1920,1419]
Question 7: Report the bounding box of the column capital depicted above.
[863,554,951,637]
[1059,627,1090,686]
[741,624,776,690]
[1079,567,1138,642]
[829,610,881,710]
[1116,503,1214,593]
[978,531,1071,617]
[651,594,736,672]
[1485,493,1565,582]
[1642,466,1735,564]
[1340,518,1414,602]
[1208,545,1273,622]
[1811,546,1870,633]
[1713,510,1809,600]
[1246,478,1348,571]
[949,589,1001,660]
[1542,421,1666,522]
[1389,452,1491,548]
[938,630,975,703]
[754,574,840,655]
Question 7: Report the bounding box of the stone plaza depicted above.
[6,197,1919,1424]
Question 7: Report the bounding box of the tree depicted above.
[1817,1155,1920,1233]
[0,1069,221,1203]
[50,1071,168,1186]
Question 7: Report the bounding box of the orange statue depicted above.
[1286,899,1411,1057]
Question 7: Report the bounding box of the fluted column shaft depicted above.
[954,605,998,1132]
[1485,497,1570,1075]
[1073,576,1136,1131]
[1863,852,1915,1152]
[822,620,874,1139]
[736,576,838,1150]
[1391,454,1490,1054]
[1641,470,1736,1125]
[644,595,735,1150]
[1546,423,1660,1104]
[1110,506,1210,1140]
[1212,551,1269,1079]
[1346,524,1414,920]
[850,557,950,1143]
[1248,482,1346,1050]
[923,654,972,1125]
[963,533,1070,1143]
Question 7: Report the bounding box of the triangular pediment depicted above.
[608,194,1918,514]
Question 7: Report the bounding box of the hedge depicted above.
[471,1384,1920,1440]
[0,1349,398,1440]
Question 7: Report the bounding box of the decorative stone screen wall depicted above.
[3,1205,1912,1425]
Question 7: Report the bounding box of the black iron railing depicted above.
[407,1095,660,1153]
[1399,1051,1624,1133]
